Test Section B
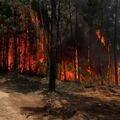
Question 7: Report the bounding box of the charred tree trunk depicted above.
[23,38,27,72]
[18,37,20,72]
[13,31,18,71]
[13,8,18,72]
[23,15,27,72]
[49,0,57,91]
[113,0,119,85]
[78,47,80,82]
[6,33,9,71]
[69,0,76,81]
[99,2,105,85]
[3,37,6,72]
[58,1,65,81]
[0,37,2,70]
[60,21,64,80]
[88,27,92,75]
[3,36,7,71]
[57,0,65,81]
[75,6,80,82]
[64,63,66,81]
[56,0,60,80]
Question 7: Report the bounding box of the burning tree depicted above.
[0,0,120,90]
[0,0,48,75]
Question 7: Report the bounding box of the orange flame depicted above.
[59,49,79,81]
[96,30,105,46]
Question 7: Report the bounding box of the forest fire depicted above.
[0,4,47,76]
[7,36,47,75]
[60,62,74,81]
[1,1,120,119]
[0,0,120,86]
[57,28,120,83]
[59,49,79,81]
[2,25,119,84]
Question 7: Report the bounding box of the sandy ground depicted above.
[0,75,120,120]
[0,91,26,120]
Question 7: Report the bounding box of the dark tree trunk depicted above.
[23,38,27,72]
[3,37,6,72]
[49,0,57,91]
[18,37,20,72]
[0,37,2,70]
[75,6,80,82]
[64,64,66,81]
[113,0,119,85]
[6,33,9,71]
[23,14,28,72]
[13,31,18,71]
[88,28,92,74]
[13,9,18,72]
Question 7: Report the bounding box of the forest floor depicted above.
[0,74,120,120]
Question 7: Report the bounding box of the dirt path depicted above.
[0,91,26,120]
[0,76,42,120]
[0,76,88,120]
[0,75,120,120]
[0,89,46,120]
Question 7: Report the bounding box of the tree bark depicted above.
[13,8,18,72]
[49,0,57,91]
[113,0,119,85]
